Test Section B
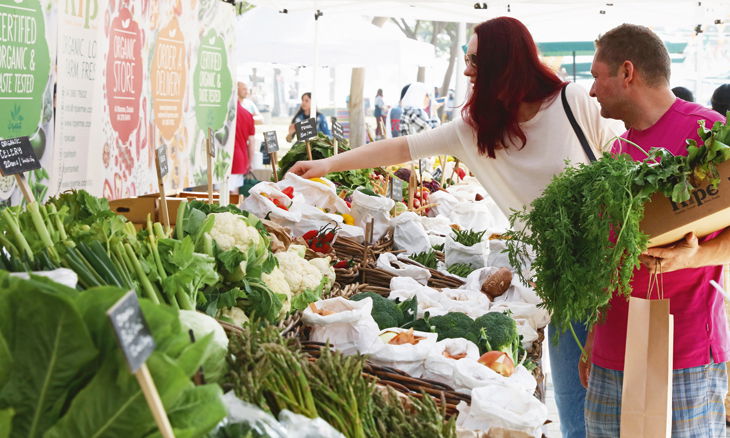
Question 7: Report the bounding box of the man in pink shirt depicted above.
[582,24,730,437]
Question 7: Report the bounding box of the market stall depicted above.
[2,1,730,437]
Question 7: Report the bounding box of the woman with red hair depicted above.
[291,17,619,437]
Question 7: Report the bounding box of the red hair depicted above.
[462,17,564,158]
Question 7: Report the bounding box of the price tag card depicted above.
[331,119,344,142]
[156,145,169,177]
[264,131,279,153]
[390,177,404,202]
[296,118,318,142]
[0,136,40,176]
[107,291,156,373]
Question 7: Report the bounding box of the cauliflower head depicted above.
[263,266,293,315]
[275,248,323,294]
[209,212,262,252]
[308,256,335,291]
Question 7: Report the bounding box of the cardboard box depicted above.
[641,160,730,247]
[109,197,157,226]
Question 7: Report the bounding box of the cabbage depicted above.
[179,310,229,383]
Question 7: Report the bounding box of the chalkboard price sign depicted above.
[296,118,318,142]
[0,136,40,176]
[107,291,157,373]
[332,119,344,142]
[390,177,404,202]
[156,145,169,178]
[264,131,279,153]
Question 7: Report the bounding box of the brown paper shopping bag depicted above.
[620,294,674,437]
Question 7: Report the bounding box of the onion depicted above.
[477,351,515,377]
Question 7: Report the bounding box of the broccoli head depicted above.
[350,292,402,330]
[429,312,479,344]
[474,311,520,360]
[395,295,418,326]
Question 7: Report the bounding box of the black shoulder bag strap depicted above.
[561,83,597,162]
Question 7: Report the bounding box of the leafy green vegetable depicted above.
[429,313,479,345]
[408,250,438,269]
[451,229,487,247]
[474,312,521,359]
[276,133,351,179]
[446,263,476,278]
[0,274,97,438]
[350,292,402,329]
[0,272,226,438]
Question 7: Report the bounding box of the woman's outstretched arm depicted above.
[288,136,411,178]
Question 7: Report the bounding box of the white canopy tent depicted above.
[238,6,436,119]
[236,8,435,66]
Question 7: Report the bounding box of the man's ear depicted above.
[622,60,635,86]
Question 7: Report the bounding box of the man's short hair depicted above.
[595,24,671,87]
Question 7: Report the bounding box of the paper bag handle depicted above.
[647,260,665,300]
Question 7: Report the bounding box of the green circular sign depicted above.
[193,30,232,133]
[0,0,51,138]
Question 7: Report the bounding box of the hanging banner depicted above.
[0,0,55,205]
[53,0,102,194]
[53,0,236,199]
[151,16,185,142]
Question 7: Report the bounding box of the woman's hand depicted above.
[288,159,331,179]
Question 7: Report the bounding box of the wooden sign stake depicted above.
[154,151,171,235]
[306,140,313,161]
[135,364,175,438]
[15,174,36,204]
[206,128,214,205]
[439,156,448,186]
[270,151,279,182]
[108,291,174,438]
[449,158,461,183]
[407,168,416,212]
[334,139,339,155]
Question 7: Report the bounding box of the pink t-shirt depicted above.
[592,98,728,371]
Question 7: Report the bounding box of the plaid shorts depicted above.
[585,362,727,438]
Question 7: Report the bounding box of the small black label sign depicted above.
[156,145,169,178]
[0,136,40,176]
[331,119,344,142]
[296,118,317,142]
[264,131,279,153]
[107,291,156,373]
[390,176,404,202]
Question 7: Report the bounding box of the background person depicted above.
[286,92,331,142]
[399,82,441,137]
[231,82,256,194]
[671,86,694,102]
[374,88,386,139]
[289,17,621,437]
[712,84,730,115]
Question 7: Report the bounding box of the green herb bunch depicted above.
[446,263,477,278]
[506,118,730,335]
[409,250,439,269]
[451,229,487,247]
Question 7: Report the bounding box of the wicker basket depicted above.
[360,259,465,290]
[334,264,360,285]
[333,231,395,265]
